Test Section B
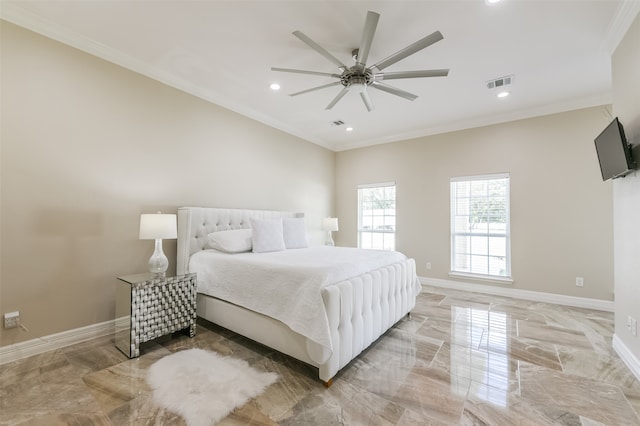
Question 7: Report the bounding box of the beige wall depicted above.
[336,107,614,301]
[0,22,335,347]
[612,13,640,358]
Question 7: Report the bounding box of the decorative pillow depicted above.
[207,228,252,253]
[283,217,308,249]
[250,218,286,253]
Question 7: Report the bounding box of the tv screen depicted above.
[594,117,636,181]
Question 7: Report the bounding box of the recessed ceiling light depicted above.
[497,91,510,98]
[345,127,354,132]
[270,83,281,91]
[486,0,501,4]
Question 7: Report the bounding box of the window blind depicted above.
[450,173,511,278]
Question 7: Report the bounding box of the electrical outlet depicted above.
[426,262,432,270]
[575,277,584,287]
[4,311,19,329]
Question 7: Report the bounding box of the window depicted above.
[450,174,511,280]
[358,183,396,250]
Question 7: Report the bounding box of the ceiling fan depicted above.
[271,11,449,112]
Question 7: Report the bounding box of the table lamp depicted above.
[139,212,177,277]
[321,217,339,246]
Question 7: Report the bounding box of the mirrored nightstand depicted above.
[115,273,197,358]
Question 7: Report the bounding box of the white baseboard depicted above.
[420,276,614,312]
[613,334,640,381]
[0,319,115,366]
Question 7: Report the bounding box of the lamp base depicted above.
[325,231,335,246]
[148,239,169,277]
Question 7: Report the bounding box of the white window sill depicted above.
[448,271,514,285]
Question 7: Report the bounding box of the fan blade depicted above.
[360,89,374,112]
[370,81,418,101]
[293,30,348,71]
[271,67,341,78]
[376,69,449,80]
[370,31,444,72]
[290,81,341,97]
[325,87,349,110]
[355,11,380,67]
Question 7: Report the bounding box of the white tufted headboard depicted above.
[176,207,303,275]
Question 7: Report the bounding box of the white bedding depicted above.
[189,246,408,353]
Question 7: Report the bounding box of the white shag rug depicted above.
[147,348,278,426]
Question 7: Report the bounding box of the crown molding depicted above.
[603,0,640,54]
[333,93,612,152]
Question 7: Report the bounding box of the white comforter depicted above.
[189,246,408,353]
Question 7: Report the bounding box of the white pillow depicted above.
[283,217,308,249]
[251,218,286,253]
[207,228,252,253]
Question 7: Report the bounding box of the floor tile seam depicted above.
[4,392,108,417]
[623,392,640,423]
[384,387,469,426]
[86,370,156,420]
[515,360,522,397]
[465,372,513,392]
[614,384,640,423]
[524,317,590,336]
[458,398,512,426]
[83,367,152,408]
[553,344,566,376]
[518,362,637,400]
[105,401,158,425]
[0,346,69,378]
[453,391,469,424]
[427,341,446,370]
[568,318,614,349]
[448,340,510,355]
[59,351,103,382]
[402,315,428,332]
[62,346,131,374]
[561,366,640,395]
[464,341,515,359]
[16,359,95,391]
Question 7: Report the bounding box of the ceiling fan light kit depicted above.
[272,11,449,112]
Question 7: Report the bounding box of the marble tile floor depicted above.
[2,286,640,425]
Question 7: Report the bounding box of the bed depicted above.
[176,207,421,385]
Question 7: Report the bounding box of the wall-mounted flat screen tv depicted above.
[594,117,636,181]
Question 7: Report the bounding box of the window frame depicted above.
[357,182,396,251]
[449,173,512,283]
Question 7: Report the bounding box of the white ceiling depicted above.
[2,1,639,151]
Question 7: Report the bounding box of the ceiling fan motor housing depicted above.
[340,66,374,89]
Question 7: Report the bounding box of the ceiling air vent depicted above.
[332,120,345,126]
[486,75,513,89]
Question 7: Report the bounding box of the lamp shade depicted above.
[321,217,339,232]
[139,213,177,240]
